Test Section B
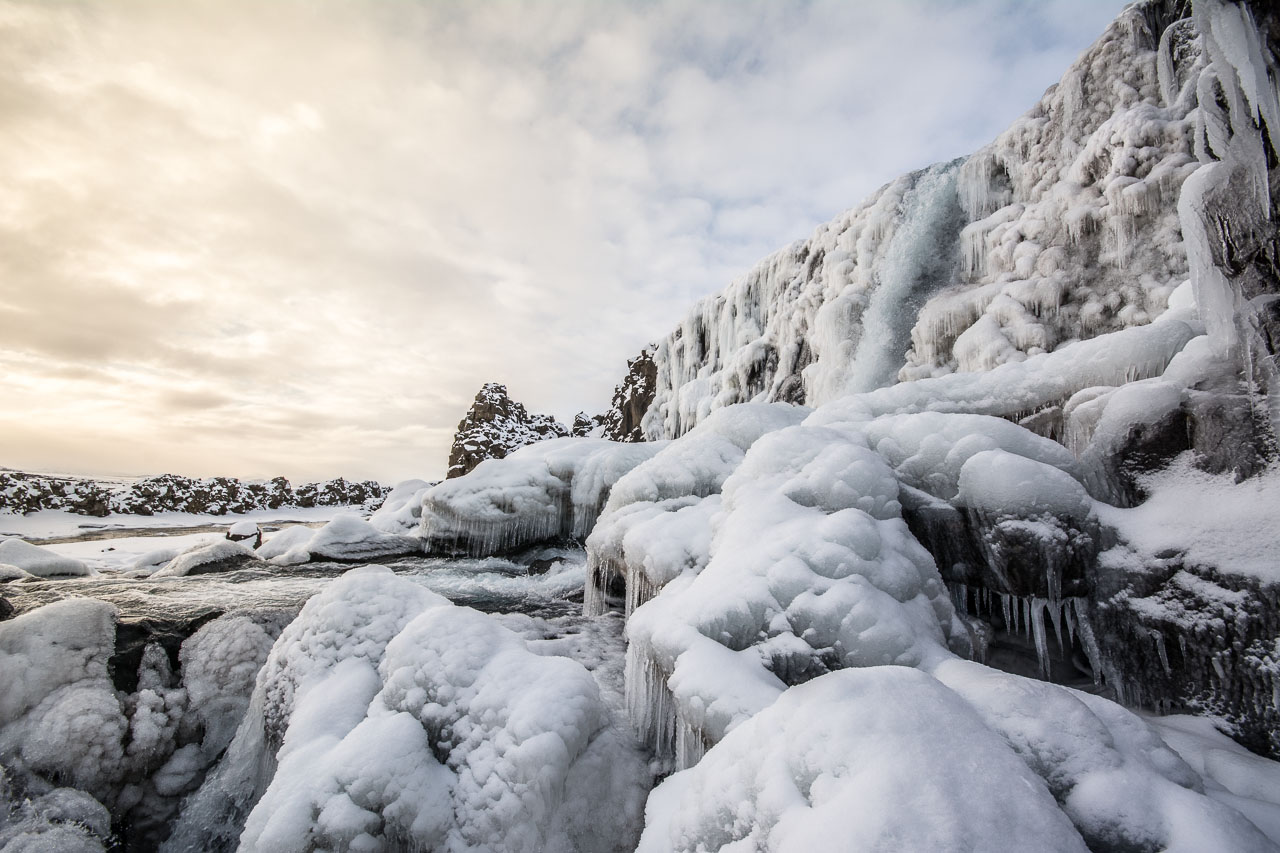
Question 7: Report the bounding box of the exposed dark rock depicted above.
[446,383,569,479]
[571,412,607,437]
[602,350,657,442]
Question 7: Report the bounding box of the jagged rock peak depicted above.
[602,349,657,442]
[446,383,569,479]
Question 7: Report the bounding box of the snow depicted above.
[301,513,419,561]
[0,505,347,542]
[0,539,91,578]
[638,667,1089,853]
[174,566,647,853]
[956,449,1093,521]
[420,437,665,556]
[1097,454,1280,582]
[0,599,126,801]
[368,478,433,535]
[622,419,961,767]
[151,539,257,578]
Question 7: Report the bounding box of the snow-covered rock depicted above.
[421,437,666,556]
[304,513,419,561]
[367,478,434,535]
[0,539,91,578]
[169,567,648,853]
[151,539,258,578]
[639,667,1090,853]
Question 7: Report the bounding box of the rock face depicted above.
[0,471,388,517]
[602,350,658,442]
[446,383,570,479]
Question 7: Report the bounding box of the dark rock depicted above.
[446,383,570,479]
[602,349,657,442]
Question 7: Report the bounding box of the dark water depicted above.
[0,551,589,625]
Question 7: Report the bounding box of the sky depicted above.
[0,0,1129,484]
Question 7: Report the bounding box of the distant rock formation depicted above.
[446,383,569,479]
[0,471,388,517]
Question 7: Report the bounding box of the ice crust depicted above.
[151,539,258,578]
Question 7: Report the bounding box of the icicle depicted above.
[1151,629,1172,675]
[1031,598,1051,680]
[1071,598,1103,685]
[1049,599,1065,657]
[1001,593,1013,633]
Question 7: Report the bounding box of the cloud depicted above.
[0,0,1128,482]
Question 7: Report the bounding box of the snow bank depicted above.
[420,437,665,556]
[151,539,257,578]
[639,667,1088,853]
[0,539,92,578]
[932,658,1278,852]
[255,525,316,565]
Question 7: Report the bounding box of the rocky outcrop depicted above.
[446,383,570,479]
[0,471,388,517]
[602,350,657,442]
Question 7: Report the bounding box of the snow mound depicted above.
[638,667,1089,853]
[0,563,32,582]
[420,437,665,556]
[255,525,316,565]
[304,513,419,561]
[151,539,257,578]
[0,539,92,578]
[368,478,433,535]
[623,420,962,767]
[932,658,1279,852]
[0,599,126,801]
[171,566,647,852]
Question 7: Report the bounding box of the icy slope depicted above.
[626,0,1208,441]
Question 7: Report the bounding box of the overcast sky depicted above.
[0,0,1128,484]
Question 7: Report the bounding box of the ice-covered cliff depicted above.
[619,0,1277,444]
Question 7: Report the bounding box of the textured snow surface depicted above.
[172,567,648,853]
[0,600,124,800]
[638,667,1089,853]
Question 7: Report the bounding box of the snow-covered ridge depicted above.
[0,471,388,518]
[629,0,1208,440]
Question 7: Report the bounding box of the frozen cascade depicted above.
[806,158,966,400]
[628,0,1205,442]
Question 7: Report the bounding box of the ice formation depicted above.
[169,567,647,853]
[622,0,1215,442]
[419,437,666,556]
[0,539,91,578]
